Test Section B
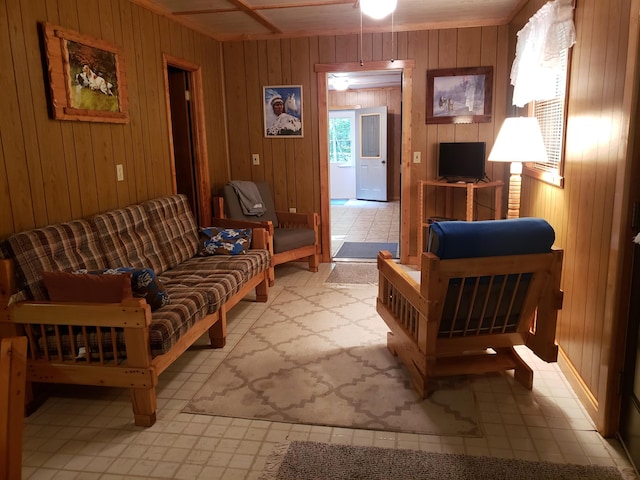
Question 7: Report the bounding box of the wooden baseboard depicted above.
[557,346,600,430]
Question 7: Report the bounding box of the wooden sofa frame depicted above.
[0,229,269,427]
[376,247,564,397]
[212,196,320,286]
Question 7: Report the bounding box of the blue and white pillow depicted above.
[200,227,252,255]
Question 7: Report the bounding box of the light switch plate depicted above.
[252,154,260,165]
[413,151,421,163]
[116,164,124,181]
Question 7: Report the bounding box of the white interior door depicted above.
[355,106,387,201]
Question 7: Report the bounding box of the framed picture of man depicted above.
[263,85,303,137]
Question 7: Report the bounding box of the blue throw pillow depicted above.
[200,227,252,255]
[75,267,170,311]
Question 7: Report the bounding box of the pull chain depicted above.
[391,11,395,62]
[360,8,364,66]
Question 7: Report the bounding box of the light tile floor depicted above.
[330,199,400,257]
[21,263,639,479]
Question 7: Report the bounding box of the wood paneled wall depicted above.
[515,0,638,434]
[329,87,402,200]
[222,27,511,257]
[0,0,229,239]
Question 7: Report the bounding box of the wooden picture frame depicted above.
[41,23,128,123]
[426,66,492,124]
[263,85,303,137]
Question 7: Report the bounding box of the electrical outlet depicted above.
[252,154,260,165]
[289,207,297,213]
[116,164,124,181]
[413,151,421,163]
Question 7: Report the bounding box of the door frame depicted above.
[162,54,211,226]
[315,60,415,264]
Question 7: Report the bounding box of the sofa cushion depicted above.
[273,228,316,254]
[170,250,270,282]
[148,289,210,355]
[142,195,199,270]
[4,219,108,301]
[200,227,252,255]
[428,218,555,260]
[42,271,133,303]
[160,269,244,314]
[92,204,168,274]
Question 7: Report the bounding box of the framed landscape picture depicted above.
[426,66,493,124]
[263,85,303,137]
[41,23,129,123]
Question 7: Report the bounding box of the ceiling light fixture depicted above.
[330,76,350,91]
[360,0,397,20]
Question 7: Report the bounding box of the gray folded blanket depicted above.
[228,180,267,216]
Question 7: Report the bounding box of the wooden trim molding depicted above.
[316,60,414,264]
[162,54,211,227]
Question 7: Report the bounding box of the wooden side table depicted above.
[418,179,503,251]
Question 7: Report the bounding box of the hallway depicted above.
[330,199,400,259]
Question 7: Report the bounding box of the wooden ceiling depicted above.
[134,0,528,41]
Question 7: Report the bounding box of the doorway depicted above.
[329,104,397,260]
[162,54,211,227]
[318,61,414,263]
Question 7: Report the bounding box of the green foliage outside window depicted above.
[329,117,353,164]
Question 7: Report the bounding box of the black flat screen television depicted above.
[438,142,486,182]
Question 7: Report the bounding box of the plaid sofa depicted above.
[1,194,270,365]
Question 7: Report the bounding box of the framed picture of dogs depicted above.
[41,23,129,123]
[426,66,492,124]
[263,85,303,137]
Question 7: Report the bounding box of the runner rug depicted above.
[258,441,626,480]
[183,285,480,437]
[325,262,379,284]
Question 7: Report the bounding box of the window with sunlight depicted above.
[527,48,569,187]
[329,110,355,166]
[511,0,575,188]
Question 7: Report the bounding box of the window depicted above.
[329,110,355,165]
[524,36,570,188]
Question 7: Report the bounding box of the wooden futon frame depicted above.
[376,218,564,397]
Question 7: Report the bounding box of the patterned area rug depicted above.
[259,441,627,480]
[183,285,480,436]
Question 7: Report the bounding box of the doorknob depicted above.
[381,160,386,164]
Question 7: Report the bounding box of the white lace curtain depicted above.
[511,0,576,108]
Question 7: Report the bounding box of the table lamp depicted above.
[488,117,547,219]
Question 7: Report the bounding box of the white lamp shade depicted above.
[360,0,397,19]
[488,117,548,164]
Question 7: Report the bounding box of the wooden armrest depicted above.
[250,227,269,250]
[275,211,319,229]
[7,299,151,328]
[212,196,225,218]
[210,217,275,235]
[377,251,427,313]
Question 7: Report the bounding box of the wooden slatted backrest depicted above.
[0,336,28,480]
[423,249,562,357]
